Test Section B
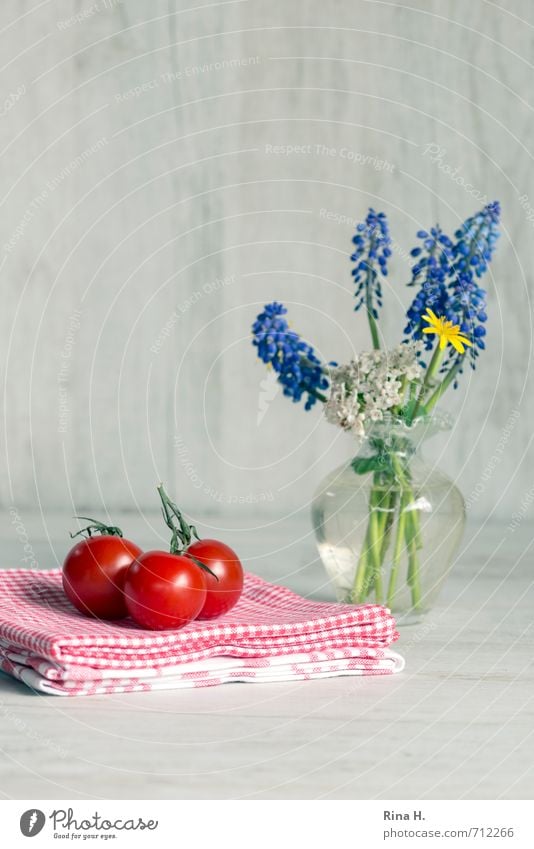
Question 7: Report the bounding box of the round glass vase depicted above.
[311,413,465,624]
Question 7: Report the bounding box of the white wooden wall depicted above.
[0,0,531,524]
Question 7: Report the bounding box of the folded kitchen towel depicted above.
[0,569,404,695]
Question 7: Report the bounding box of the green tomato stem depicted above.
[157,483,199,554]
[70,517,123,540]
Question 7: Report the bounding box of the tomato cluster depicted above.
[62,487,244,631]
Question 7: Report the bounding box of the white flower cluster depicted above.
[324,341,424,438]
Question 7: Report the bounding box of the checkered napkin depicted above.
[0,569,404,695]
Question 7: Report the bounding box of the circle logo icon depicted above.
[20,810,46,837]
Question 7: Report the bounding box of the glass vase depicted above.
[311,413,465,624]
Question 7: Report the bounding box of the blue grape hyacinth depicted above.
[448,200,500,367]
[351,209,391,347]
[404,201,500,380]
[252,302,329,410]
[251,202,500,419]
[404,226,456,350]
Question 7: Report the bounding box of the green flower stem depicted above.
[410,343,445,421]
[413,512,424,550]
[369,495,383,603]
[387,492,407,607]
[407,540,422,608]
[352,484,385,603]
[390,453,408,487]
[380,489,397,560]
[365,233,381,350]
[303,384,328,404]
[351,455,424,613]
[371,484,397,603]
[425,360,462,412]
[367,306,381,350]
[352,527,371,603]
[404,506,422,609]
[396,375,408,410]
[405,512,416,584]
[363,487,380,601]
[390,453,423,611]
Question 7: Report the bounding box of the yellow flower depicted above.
[422,309,473,354]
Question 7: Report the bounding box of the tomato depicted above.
[123,551,207,630]
[187,539,244,619]
[63,535,142,620]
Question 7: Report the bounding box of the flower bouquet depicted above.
[252,203,500,620]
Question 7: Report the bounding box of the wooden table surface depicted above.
[0,512,532,800]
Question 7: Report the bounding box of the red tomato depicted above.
[187,539,244,619]
[123,551,207,630]
[63,536,142,620]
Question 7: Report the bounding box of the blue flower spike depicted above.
[404,225,456,350]
[252,302,329,410]
[449,200,500,368]
[251,203,500,416]
[404,201,500,382]
[351,209,391,348]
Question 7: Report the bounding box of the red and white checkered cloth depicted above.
[0,569,404,695]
